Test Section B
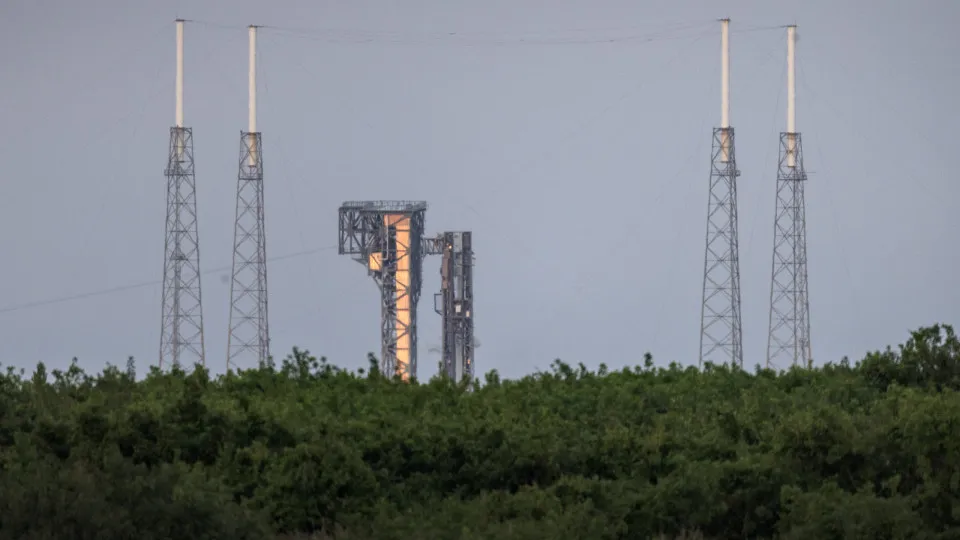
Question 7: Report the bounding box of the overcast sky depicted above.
[0,0,956,379]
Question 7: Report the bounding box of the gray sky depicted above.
[1,0,956,379]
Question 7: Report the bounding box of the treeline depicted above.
[0,325,959,539]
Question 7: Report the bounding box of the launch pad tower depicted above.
[338,201,427,380]
[426,232,474,382]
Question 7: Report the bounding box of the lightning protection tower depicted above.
[338,201,427,381]
[699,18,743,368]
[160,19,206,369]
[427,232,475,382]
[227,25,270,370]
[766,24,812,369]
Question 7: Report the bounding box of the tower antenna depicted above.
[160,18,206,369]
[766,24,812,369]
[227,24,270,370]
[699,18,743,367]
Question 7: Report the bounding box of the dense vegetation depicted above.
[1,324,959,539]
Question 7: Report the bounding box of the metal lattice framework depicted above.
[699,127,743,367]
[339,201,426,380]
[430,232,475,382]
[159,126,206,369]
[766,132,812,369]
[227,132,269,370]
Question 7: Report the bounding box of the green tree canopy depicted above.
[0,324,958,539]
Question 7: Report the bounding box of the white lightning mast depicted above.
[721,18,730,129]
[248,25,258,165]
[720,18,731,161]
[786,24,797,167]
[248,25,257,134]
[176,19,184,129]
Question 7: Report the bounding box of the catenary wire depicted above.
[742,42,787,263]
[457,29,718,199]
[795,55,863,325]
[5,20,716,318]
[186,19,779,48]
[524,30,713,358]
[0,245,338,315]
[4,19,789,347]
[260,23,715,47]
[190,18,712,43]
[256,36,329,323]
[188,19,783,46]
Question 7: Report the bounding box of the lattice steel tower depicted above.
[227,25,270,370]
[160,19,206,369]
[699,19,743,367]
[338,201,427,381]
[428,232,475,382]
[766,25,812,369]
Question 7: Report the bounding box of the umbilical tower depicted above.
[339,201,474,381]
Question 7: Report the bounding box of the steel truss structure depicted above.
[699,127,743,367]
[159,126,206,369]
[339,201,427,380]
[766,132,812,369]
[428,232,475,382]
[227,132,270,370]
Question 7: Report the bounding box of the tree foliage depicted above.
[0,325,959,538]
